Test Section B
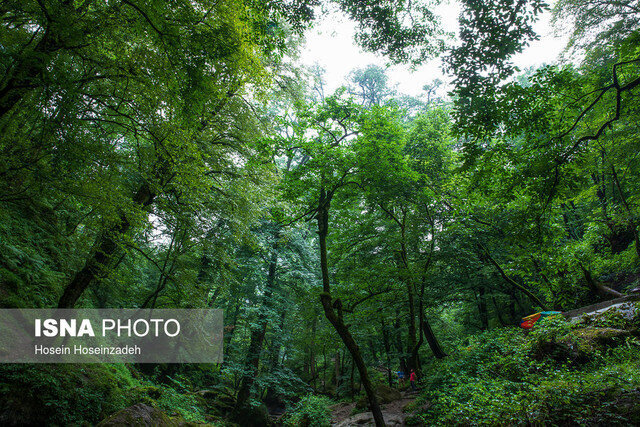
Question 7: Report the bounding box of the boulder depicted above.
[376,384,402,403]
[530,326,634,364]
[335,411,404,426]
[231,403,272,427]
[193,389,235,417]
[355,384,402,409]
[97,403,184,426]
[575,327,632,346]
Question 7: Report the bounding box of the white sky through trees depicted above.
[301,0,570,97]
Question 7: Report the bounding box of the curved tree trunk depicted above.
[316,186,385,426]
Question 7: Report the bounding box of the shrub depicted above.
[414,318,640,426]
[0,363,211,425]
[284,394,333,427]
[0,364,136,425]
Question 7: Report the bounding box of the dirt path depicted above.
[330,392,422,426]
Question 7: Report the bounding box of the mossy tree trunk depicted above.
[233,227,281,413]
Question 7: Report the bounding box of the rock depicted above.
[531,326,634,365]
[355,384,402,409]
[194,388,235,417]
[335,411,404,426]
[97,403,185,426]
[530,337,589,364]
[576,327,632,345]
[376,384,402,403]
[231,403,272,427]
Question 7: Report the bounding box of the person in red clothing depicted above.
[409,369,417,391]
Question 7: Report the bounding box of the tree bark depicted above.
[410,299,424,371]
[492,296,508,326]
[310,315,317,389]
[234,227,280,412]
[316,186,385,426]
[476,285,489,330]
[58,183,154,308]
[350,356,356,397]
[334,350,341,396]
[0,11,66,120]
[380,318,393,387]
[422,317,447,359]
[224,299,241,359]
[392,312,407,374]
[405,278,418,370]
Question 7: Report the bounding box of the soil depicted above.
[330,391,425,426]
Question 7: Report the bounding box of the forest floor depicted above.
[330,391,423,426]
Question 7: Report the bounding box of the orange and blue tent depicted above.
[519,311,561,329]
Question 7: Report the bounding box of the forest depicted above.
[1,0,640,425]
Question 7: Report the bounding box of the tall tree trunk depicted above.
[0,11,66,120]
[323,345,328,393]
[397,228,418,372]
[392,313,407,374]
[58,183,154,308]
[492,296,508,326]
[368,339,379,365]
[350,356,356,397]
[405,279,418,370]
[410,299,424,372]
[508,292,517,322]
[380,318,393,387]
[476,286,489,330]
[268,310,287,370]
[234,227,280,412]
[224,299,241,359]
[334,350,341,396]
[310,315,317,388]
[316,186,385,426]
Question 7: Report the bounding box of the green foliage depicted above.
[336,0,446,64]
[0,364,137,425]
[1,1,640,425]
[446,0,548,137]
[0,363,217,425]
[416,317,640,426]
[153,385,206,423]
[284,394,334,427]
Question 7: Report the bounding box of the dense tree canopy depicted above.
[1,1,640,426]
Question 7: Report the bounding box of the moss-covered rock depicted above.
[530,324,634,365]
[355,384,402,409]
[231,403,272,427]
[97,403,185,426]
[575,326,632,346]
[195,388,235,417]
[376,384,402,403]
